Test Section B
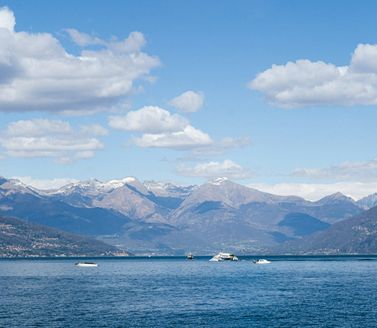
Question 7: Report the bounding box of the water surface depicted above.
[1,256,377,327]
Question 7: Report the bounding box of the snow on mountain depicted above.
[0,174,370,253]
[143,180,195,198]
[50,176,149,196]
[46,176,161,220]
[209,177,229,186]
[0,177,41,197]
[357,193,377,210]
[51,179,106,196]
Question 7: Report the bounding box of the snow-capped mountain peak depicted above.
[0,177,41,196]
[143,180,196,198]
[357,192,377,210]
[105,177,137,189]
[209,177,229,185]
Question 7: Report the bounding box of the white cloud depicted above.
[0,119,104,163]
[134,125,212,149]
[177,159,251,179]
[351,43,377,73]
[65,29,146,54]
[249,44,377,108]
[258,158,377,200]
[108,106,188,133]
[292,159,377,182]
[80,123,108,136]
[107,31,146,54]
[169,90,204,112]
[5,119,72,137]
[250,182,377,201]
[64,28,104,47]
[0,7,15,31]
[109,105,213,150]
[108,105,249,151]
[13,176,79,190]
[0,7,159,114]
[108,106,251,151]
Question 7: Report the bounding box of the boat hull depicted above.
[253,259,271,265]
[75,262,98,267]
[210,252,238,262]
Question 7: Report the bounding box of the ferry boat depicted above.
[187,252,194,260]
[209,252,238,262]
[75,262,98,267]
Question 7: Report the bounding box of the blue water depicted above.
[1,256,377,327]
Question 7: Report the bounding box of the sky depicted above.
[1,0,377,200]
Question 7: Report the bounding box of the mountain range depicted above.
[275,205,377,254]
[1,175,377,255]
[0,216,125,257]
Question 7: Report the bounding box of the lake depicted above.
[1,256,377,327]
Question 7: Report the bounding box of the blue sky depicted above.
[1,0,377,200]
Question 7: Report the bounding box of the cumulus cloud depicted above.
[169,90,204,112]
[0,119,105,163]
[292,159,377,182]
[108,106,188,133]
[109,106,251,151]
[0,7,159,114]
[177,159,252,179]
[109,106,213,149]
[108,105,250,151]
[249,44,377,108]
[0,7,15,31]
[134,125,212,150]
[250,182,377,201]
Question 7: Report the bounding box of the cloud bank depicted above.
[293,158,377,182]
[0,119,106,163]
[250,182,377,201]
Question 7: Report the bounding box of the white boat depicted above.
[187,252,194,260]
[75,262,98,267]
[252,259,271,264]
[209,252,238,262]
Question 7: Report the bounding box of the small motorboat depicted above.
[75,262,98,267]
[252,259,271,265]
[187,252,194,260]
[209,252,238,262]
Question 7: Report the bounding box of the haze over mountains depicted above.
[2,175,377,255]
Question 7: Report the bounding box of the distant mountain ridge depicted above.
[357,193,377,210]
[276,205,377,254]
[0,216,124,257]
[0,175,372,254]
